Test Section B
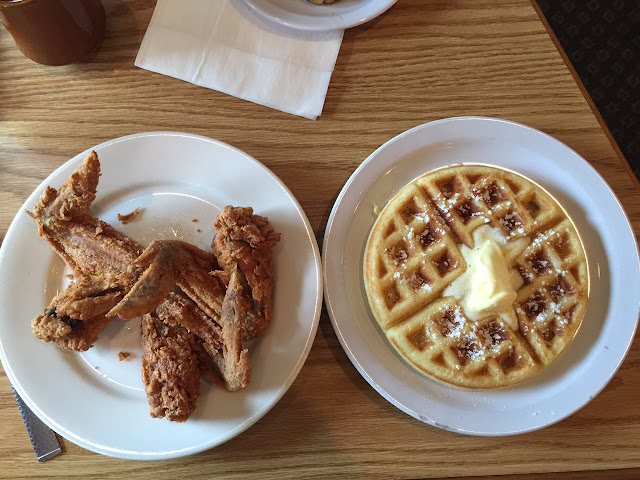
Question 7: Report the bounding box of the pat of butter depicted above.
[444,226,527,323]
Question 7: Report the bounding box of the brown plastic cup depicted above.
[0,0,106,66]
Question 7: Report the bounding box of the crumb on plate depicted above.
[117,207,143,224]
[118,351,131,361]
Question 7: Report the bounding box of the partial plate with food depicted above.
[323,116,640,435]
[0,132,323,459]
[243,0,397,31]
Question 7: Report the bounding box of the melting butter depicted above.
[444,226,529,326]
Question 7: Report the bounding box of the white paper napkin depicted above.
[135,0,344,120]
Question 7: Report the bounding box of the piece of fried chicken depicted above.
[110,241,252,391]
[212,206,281,338]
[29,151,142,351]
[141,312,201,422]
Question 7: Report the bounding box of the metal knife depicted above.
[11,385,62,462]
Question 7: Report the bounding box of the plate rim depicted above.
[242,0,398,31]
[322,116,640,436]
[0,131,324,459]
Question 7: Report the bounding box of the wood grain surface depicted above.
[1,0,639,479]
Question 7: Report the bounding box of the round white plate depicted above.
[323,117,640,435]
[0,132,323,459]
[243,0,397,31]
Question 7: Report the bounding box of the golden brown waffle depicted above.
[364,164,589,389]
[512,218,589,365]
[386,297,539,389]
[417,165,563,248]
[364,183,467,330]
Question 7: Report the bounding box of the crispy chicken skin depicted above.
[212,206,281,338]
[152,270,251,392]
[112,242,250,391]
[109,240,224,320]
[141,313,200,422]
[29,152,142,351]
[32,280,125,351]
[217,266,251,390]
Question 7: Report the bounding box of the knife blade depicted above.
[10,385,62,462]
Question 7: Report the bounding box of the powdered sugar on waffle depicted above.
[446,307,466,338]
[414,212,430,223]
[479,328,502,353]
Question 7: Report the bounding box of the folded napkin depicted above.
[135,0,344,119]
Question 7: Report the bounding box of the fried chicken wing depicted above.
[154,285,250,391]
[141,313,200,422]
[212,206,281,338]
[29,152,142,350]
[112,241,250,391]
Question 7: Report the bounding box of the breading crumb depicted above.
[118,351,131,361]
[117,208,143,224]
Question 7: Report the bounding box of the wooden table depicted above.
[1,1,639,478]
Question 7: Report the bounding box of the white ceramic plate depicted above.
[323,117,640,435]
[243,0,397,31]
[0,132,323,459]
